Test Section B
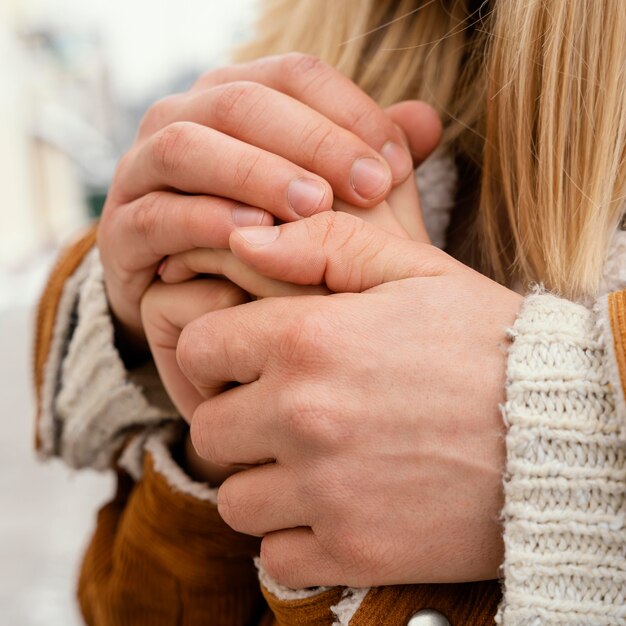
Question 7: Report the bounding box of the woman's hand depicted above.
[173,213,522,586]
[97,52,441,352]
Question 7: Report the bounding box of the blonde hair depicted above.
[237,0,626,300]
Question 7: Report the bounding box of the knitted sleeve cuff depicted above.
[37,247,179,470]
[497,292,626,625]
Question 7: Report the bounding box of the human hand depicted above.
[142,173,425,482]
[157,172,428,288]
[175,212,522,587]
[97,52,440,352]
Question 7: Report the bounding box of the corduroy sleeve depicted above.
[260,580,500,626]
[497,291,626,625]
[77,424,268,626]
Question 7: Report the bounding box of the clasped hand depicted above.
[97,53,522,589]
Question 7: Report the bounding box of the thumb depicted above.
[229,212,454,293]
[385,100,442,167]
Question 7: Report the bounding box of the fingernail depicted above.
[381,141,413,180]
[157,259,167,276]
[232,205,267,227]
[236,226,279,246]
[350,157,391,200]
[288,178,327,217]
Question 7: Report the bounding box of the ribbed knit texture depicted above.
[497,292,626,625]
[35,154,626,623]
[39,150,456,476]
[49,248,179,469]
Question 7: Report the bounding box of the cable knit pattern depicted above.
[497,292,626,625]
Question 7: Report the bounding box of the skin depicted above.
[97,52,521,588]
[142,174,426,483]
[143,181,523,587]
[96,52,440,352]
[172,214,523,587]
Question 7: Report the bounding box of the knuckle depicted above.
[217,483,261,532]
[299,122,336,168]
[137,94,180,139]
[216,484,238,525]
[176,320,208,380]
[282,52,326,81]
[283,396,339,449]
[189,407,213,460]
[232,150,262,190]
[260,537,292,585]
[151,121,195,177]
[278,309,329,366]
[330,211,364,243]
[192,405,228,466]
[312,211,363,255]
[348,101,376,130]
[211,81,264,129]
[328,213,376,275]
[334,533,381,586]
[130,192,164,242]
[282,52,334,97]
[279,386,346,450]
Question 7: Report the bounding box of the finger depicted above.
[332,173,428,242]
[118,122,334,222]
[177,295,329,393]
[141,279,247,420]
[140,83,397,204]
[384,173,430,243]
[217,464,308,537]
[102,192,273,274]
[177,295,307,391]
[189,382,276,462]
[159,248,329,298]
[261,527,344,589]
[385,100,442,166]
[97,193,271,341]
[229,212,454,293]
[189,53,414,181]
[332,197,409,239]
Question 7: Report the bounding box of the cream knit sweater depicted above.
[38,151,626,625]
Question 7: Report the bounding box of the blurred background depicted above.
[0,1,255,623]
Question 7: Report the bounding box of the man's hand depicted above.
[97,52,440,350]
[176,213,522,587]
[142,173,425,484]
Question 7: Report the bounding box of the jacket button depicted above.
[406,609,451,626]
